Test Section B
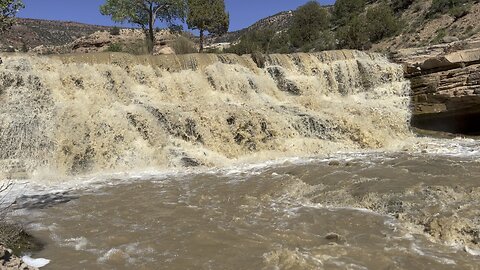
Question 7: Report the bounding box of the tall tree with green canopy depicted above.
[0,0,24,33]
[186,0,229,52]
[100,0,187,53]
[333,0,366,26]
[289,1,330,49]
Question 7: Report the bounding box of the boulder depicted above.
[155,46,175,55]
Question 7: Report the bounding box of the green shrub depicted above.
[226,29,276,55]
[289,1,330,49]
[312,30,337,51]
[333,0,366,26]
[429,0,471,18]
[449,4,470,18]
[366,3,401,43]
[124,40,151,55]
[336,15,371,50]
[432,28,447,44]
[106,42,123,52]
[391,0,415,13]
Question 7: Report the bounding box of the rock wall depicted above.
[393,39,480,134]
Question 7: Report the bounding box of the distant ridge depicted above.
[208,5,334,45]
[0,18,112,49]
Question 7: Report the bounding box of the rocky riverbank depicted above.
[0,245,36,270]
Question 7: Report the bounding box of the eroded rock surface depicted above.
[393,39,480,134]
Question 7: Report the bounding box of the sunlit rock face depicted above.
[0,51,411,178]
[394,39,480,135]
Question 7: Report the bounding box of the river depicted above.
[0,52,479,269]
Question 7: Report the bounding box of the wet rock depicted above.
[293,115,335,140]
[328,160,340,166]
[267,66,301,95]
[180,157,201,167]
[325,233,346,244]
[0,245,38,270]
[385,198,404,217]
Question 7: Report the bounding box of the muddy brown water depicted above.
[8,151,480,270]
[1,53,479,269]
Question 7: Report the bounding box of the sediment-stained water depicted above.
[9,144,480,270]
[1,52,479,269]
[0,51,410,178]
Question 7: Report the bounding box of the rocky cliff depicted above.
[393,38,480,135]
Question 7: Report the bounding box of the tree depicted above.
[333,0,366,26]
[0,0,24,33]
[289,1,330,49]
[336,15,371,50]
[391,0,414,13]
[365,3,400,43]
[100,0,187,53]
[187,0,229,52]
[226,29,279,55]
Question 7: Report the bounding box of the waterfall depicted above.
[0,51,411,179]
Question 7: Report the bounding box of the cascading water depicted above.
[0,51,411,179]
[3,52,480,270]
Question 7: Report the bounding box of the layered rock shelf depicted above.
[392,39,480,135]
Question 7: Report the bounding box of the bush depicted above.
[311,30,337,51]
[449,4,471,18]
[170,35,198,54]
[333,0,366,26]
[391,0,415,13]
[336,15,371,50]
[366,3,401,43]
[289,1,330,49]
[429,0,471,18]
[226,29,276,55]
[109,26,121,36]
[106,42,123,52]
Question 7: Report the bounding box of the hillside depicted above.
[212,0,480,53]
[2,1,480,54]
[209,11,295,44]
[373,0,480,51]
[0,18,112,50]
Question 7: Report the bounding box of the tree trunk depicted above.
[199,29,204,53]
[147,6,156,54]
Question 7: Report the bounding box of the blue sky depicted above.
[18,0,336,31]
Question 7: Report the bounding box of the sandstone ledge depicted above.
[393,39,480,134]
